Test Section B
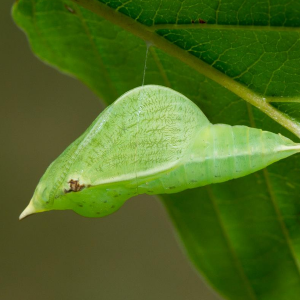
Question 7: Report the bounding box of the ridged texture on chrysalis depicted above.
[20,85,300,219]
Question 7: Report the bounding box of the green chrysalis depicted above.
[20,85,300,219]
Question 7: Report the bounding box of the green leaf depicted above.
[12,0,300,299]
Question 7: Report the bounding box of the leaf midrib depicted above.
[70,0,300,138]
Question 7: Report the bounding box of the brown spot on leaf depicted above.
[64,4,76,14]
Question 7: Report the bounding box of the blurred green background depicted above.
[1,1,220,299]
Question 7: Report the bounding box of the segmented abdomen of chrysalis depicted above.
[20,85,300,219]
[137,124,299,195]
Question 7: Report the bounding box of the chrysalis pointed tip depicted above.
[19,201,37,220]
